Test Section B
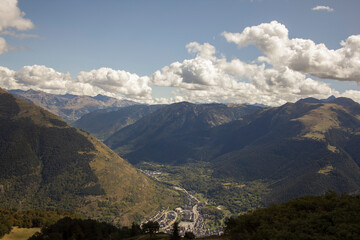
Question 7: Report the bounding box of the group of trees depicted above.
[225,192,360,240]
[29,217,140,240]
[26,218,197,240]
[139,221,195,239]
[0,209,81,238]
[0,207,198,240]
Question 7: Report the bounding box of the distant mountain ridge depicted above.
[105,96,360,205]
[0,88,183,225]
[8,89,137,122]
[74,104,165,140]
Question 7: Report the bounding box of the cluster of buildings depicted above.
[141,170,224,237]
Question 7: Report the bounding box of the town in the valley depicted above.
[141,170,224,238]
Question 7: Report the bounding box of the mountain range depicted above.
[0,88,183,225]
[105,97,360,204]
[2,86,360,222]
[105,102,262,164]
[8,89,137,123]
[74,104,165,140]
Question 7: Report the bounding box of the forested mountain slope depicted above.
[0,88,183,225]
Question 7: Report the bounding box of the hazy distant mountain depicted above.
[74,104,165,140]
[105,97,360,204]
[0,88,182,225]
[8,89,137,123]
[105,102,263,164]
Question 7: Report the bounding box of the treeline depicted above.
[0,209,81,238]
[28,218,198,240]
[29,218,190,240]
[29,218,139,240]
[225,192,360,240]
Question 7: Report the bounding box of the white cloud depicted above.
[0,66,17,89]
[0,37,9,54]
[340,90,360,103]
[151,42,337,106]
[1,21,359,106]
[223,21,360,82]
[312,6,334,12]
[1,30,38,39]
[0,0,34,54]
[0,0,34,31]
[0,65,152,99]
[77,68,152,98]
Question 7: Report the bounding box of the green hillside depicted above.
[0,88,184,226]
[226,192,360,240]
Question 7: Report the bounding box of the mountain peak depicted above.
[92,94,112,102]
[323,95,336,102]
[8,90,138,122]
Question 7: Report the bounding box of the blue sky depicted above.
[0,0,360,105]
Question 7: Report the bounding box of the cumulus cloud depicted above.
[0,0,34,54]
[340,90,360,103]
[0,65,152,99]
[1,20,359,106]
[151,42,337,106]
[223,21,360,82]
[77,68,152,98]
[312,6,334,12]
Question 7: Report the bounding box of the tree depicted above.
[184,231,196,239]
[142,221,159,236]
[130,222,142,236]
[171,222,180,240]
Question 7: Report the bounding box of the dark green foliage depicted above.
[141,162,268,215]
[171,222,180,240]
[29,217,137,240]
[0,214,12,238]
[130,222,142,236]
[0,90,108,211]
[225,192,360,240]
[0,114,105,210]
[184,231,196,239]
[201,206,225,227]
[141,221,160,235]
[0,209,80,238]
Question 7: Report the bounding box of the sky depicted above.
[0,0,360,106]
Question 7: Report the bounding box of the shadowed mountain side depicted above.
[105,102,262,164]
[0,88,184,226]
[8,89,137,123]
[74,104,165,140]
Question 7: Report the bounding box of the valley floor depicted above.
[139,165,244,238]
